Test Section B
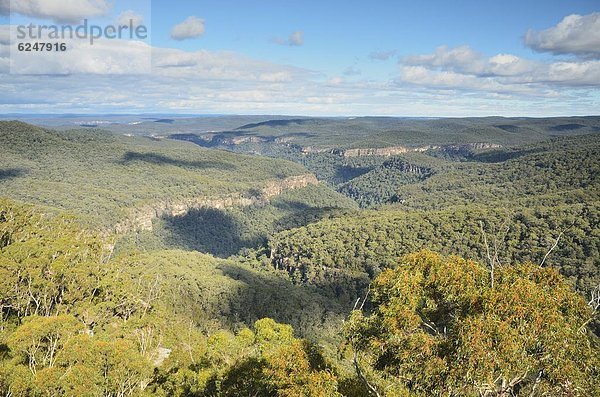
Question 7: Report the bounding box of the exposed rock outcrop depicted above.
[342,146,434,157]
[300,146,342,155]
[439,143,502,152]
[382,158,431,175]
[341,143,501,157]
[113,174,318,234]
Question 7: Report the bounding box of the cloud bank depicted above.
[524,13,600,58]
[117,10,144,28]
[398,42,600,96]
[0,0,111,23]
[0,11,599,116]
[170,16,205,41]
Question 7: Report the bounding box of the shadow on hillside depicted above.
[549,123,585,132]
[273,206,351,232]
[332,165,373,184]
[160,208,251,258]
[119,151,237,170]
[0,168,27,181]
[494,124,521,133]
[236,118,308,130]
[271,200,312,212]
[470,147,545,163]
[157,201,350,258]
[216,262,348,339]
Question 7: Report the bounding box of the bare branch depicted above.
[579,284,600,333]
[588,284,600,312]
[540,231,563,267]
[492,218,510,268]
[359,285,370,311]
[350,283,381,397]
[353,351,382,397]
[529,370,543,397]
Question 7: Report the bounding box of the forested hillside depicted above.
[267,203,599,302]
[168,116,600,151]
[0,200,352,395]
[0,121,355,256]
[169,117,600,210]
[1,119,599,396]
[0,121,316,228]
[339,133,599,208]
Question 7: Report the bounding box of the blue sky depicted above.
[0,0,599,116]
[151,1,596,66]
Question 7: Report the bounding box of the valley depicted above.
[1,116,599,396]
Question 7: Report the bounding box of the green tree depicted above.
[7,315,84,375]
[345,251,600,396]
[156,318,341,396]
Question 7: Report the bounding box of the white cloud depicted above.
[117,10,144,28]
[288,31,304,46]
[0,0,111,23]
[153,48,312,82]
[398,65,547,96]
[542,60,600,86]
[402,45,536,78]
[0,68,596,117]
[525,13,600,58]
[170,16,205,41]
[0,24,9,44]
[2,21,314,81]
[397,44,600,96]
[13,41,152,75]
[0,21,598,116]
[486,54,536,77]
[402,45,487,75]
[3,24,151,74]
[273,30,304,47]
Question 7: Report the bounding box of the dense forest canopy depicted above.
[1,117,599,396]
[345,251,599,396]
[0,121,314,228]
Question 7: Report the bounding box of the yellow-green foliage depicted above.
[3,315,151,397]
[155,318,340,396]
[0,199,345,396]
[0,121,309,227]
[2,191,599,396]
[345,251,600,396]
[268,202,600,301]
[0,198,106,322]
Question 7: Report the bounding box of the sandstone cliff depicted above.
[341,142,501,157]
[113,174,318,234]
[342,145,434,157]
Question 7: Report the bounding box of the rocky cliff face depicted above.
[342,146,434,157]
[439,143,502,153]
[113,174,318,234]
[382,158,431,175]
[341,143,501,157]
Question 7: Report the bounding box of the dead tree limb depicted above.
[579,284,600,333]
[350,284,381,397]
[540,231,563,267]
[353,351,382,397]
